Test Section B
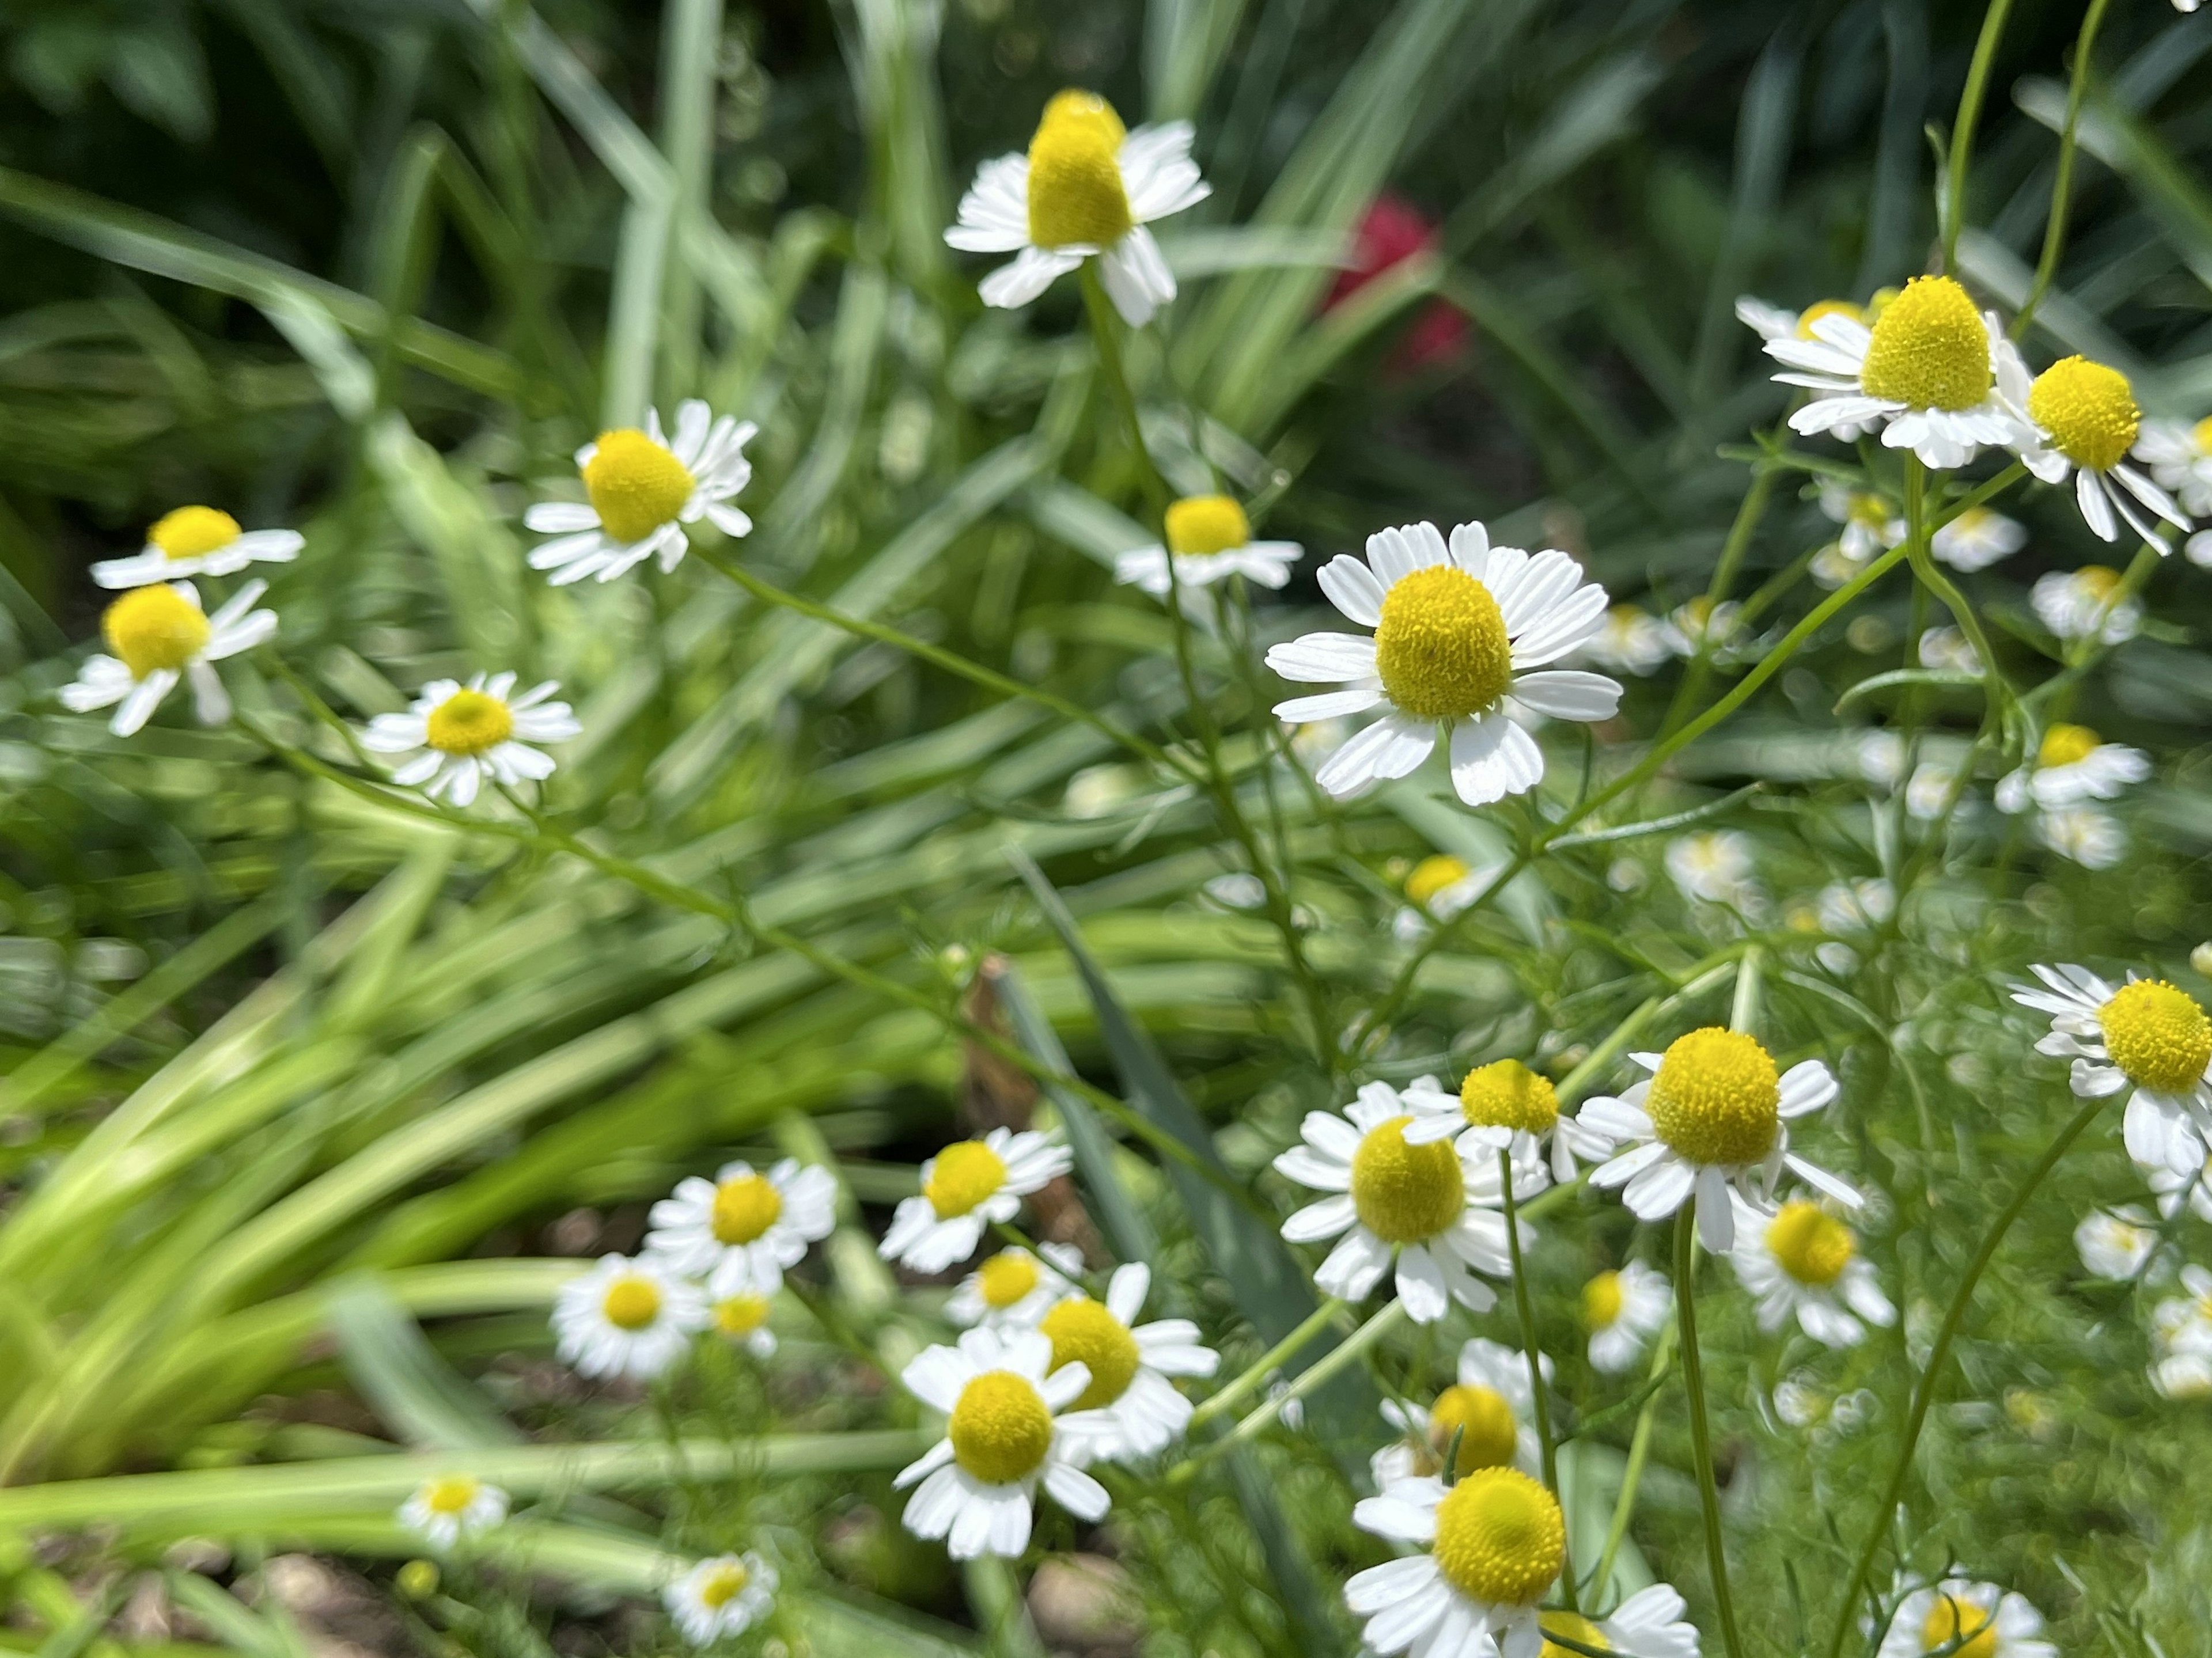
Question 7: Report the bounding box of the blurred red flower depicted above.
[1323,194,1469,372]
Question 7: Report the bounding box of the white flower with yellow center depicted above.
[709,1290,778,1358]
[1581,1028,1858,1252]
[1392,853,1493,942]
[947,1242,1084,1330]
[1537,1589,1702,1658]
[1931,506,2027,572]
[665,1552,777,1646]
[1271,1081,1518,1323]
[2030,564,2139,644]
[92,505,302,589]
[2074,1206,2160,1281]
[646,1157,837,1298]
[62,580,275,736]
[1877,1581,2055,1658]
[2135,415,2212,517]
[524,400,756,585]
[1035,1262,1218,1462]
[1402,1058,1612,1186]
[1995,722,2148,815]
[360,671,580,807]
[1660,596,1754,663]
[1740,295,1883,436]
[1582,1260,1671,1374]
[2013,965,2212,1174]
[1818,481,1903,568]
[1573,603,1673,676]
[1115,495,1301,598]
[1345,1466,1567,1658]
[1665,830,1756,907]
[397,1475,509,1551]
[945,90,1207,327]
[880,1128,1072,1273]
[1727,1194,1894,1348]
[2152,1266,2212,1359]
[895,1325,1110,1558]
[1370,1338,1548,1489]
[1999,350,2192,547]
[2038,804,2126,870]
[1267,521,1619,806]
[1918,626,1982,675]
[551,1253,708,1380]
[1764,275,2024,468]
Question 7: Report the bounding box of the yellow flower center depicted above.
[1039,1295,1141,1409]
[1164,494,1251,556]
[710,1173,783,1245]
[977,1249,1041,1310]
[1541,1612,1612,1658]
[2098,980,2212,1095]
[1430,1467,1565,1608]
[698,1561,750,1608]
[2192,415,2212,455]
[1460,1059,1558,1135]
[1845,492,1892,529]
[1427,1383,1518,1477]
[714,1293,770,1337]
[1920,1594,1996,1658]
[2038,722,2101,769]
[924,1139,1009,1219]
[149,505,241,560]
[425,689,514,757]
[103,586,210,680]
[1582,1272,1625,1331]
[1026,90,1132,249]
[2073,564,2121,601]
[948,1369,1055,1484]
[1645,1027,1781,1167]
[1406,855,1471,907]
[1794,299,1863,340]
[1349,1115,1465,1243]
[582,428,696,544]
[1373,565,1514,721]
[601,1274,662,1331]
[2028,355,2141,473]
[423,1475,479,1516]
[1857,275,1991,412]
[1765,1201,1854,1287]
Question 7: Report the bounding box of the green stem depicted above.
[1674,1208,1744,1658]
[1658,461,1781,741]
[1186,1299,1348,1432]
[2014,0,2115,338]
[1171,1301,1408,1481]
[1729,946,1763,1035]
[1590,1318,1676,1604]
[1942,0,2019,272]
[1501,1151,1575,1611]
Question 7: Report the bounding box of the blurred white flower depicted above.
[1202,871,1267,910]
[646,1158,838,1297]
[1930,505,2025,571]
[709,1291,778,1358]
[1904,762,1963,821]
[880,1129,1072,1274]
[398,1475,508,1551]
[947,1243,1084,1330]
[1877,1581,2055,1658]
[2037,804,2126,869]
[1729,1194,1895,1348]
[2147,1154,2212,1224]
[1036,1262,1218,1462]
[1370,1337,1547,1488]
[2031,565,2139,644]
[665,1553,777,1646]
[1665,830,1756,906]
[2135,416,2212,516]
[1918,626,1980,674]
[1116,495,1300,597]
[1574,603,1673,676]
[1995,723,2148,815]
[1817,878,1894,934]
[524,400,755,584]
[552,1254,708,1380]
[361,672,579,808]
[1582,1259,1671,1374]
[2074,1206,2159,1282]
[63,581,275,737]
[92,506,301,589]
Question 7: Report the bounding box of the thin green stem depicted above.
[1171,1301,1408,1481]
[1187,1299,1348,1432]
[1590,1319,1677,1604]
[1501,1151,1575,1611]
[2014,0,2115,338]
[1658,461,1781,741]
[1942,0,2019,272]
[1729,946,1763,1035]
[1674,1209,1744,1658]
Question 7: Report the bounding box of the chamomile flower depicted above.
[1877,1582,2055,1658]
[1402,1058,1612,1185]
[880,1128,1073,1274]
[2134,415,2212,517]
[1817,482,1903,580]
[1115,495,1301,597]
[1995,723,2149,815]
[2013,965,2212,1173]
[1728,1194,1894,1348]
[2001,351,2191,547]
[2074,1206,2160,1281]
[1581,1029,1859,1253]
[1574,604,1673,676]
[645,1158,838,1297]
[360,672,580,808]
[1918,626,1982,674]
[2147,1154,2212,1224]
[1539,1588,1703,1658]
[1268,521,1618,806]
[1036,1262,1217,1462]
[1817,877,1895,935]
[1739,299,1875,439]
[2151,1265,2212,1355]
[91,506,302,589]
[1931,506,2027,571]
[1346,1466,1565,1658]
[1392,853,1492,941]
[2038,804,2127,870]
[551,1254,709,1380]
[524,400,756,585]
[2152,1348,2212,1398]
[1660,596,1752,663]
[709,1291,778,1358]
[1904,761,1963,821]
[2031,565,2139,644]
[948,1242,1085,1330]
[1665,830,1758,908]
[62,581,275,736]
[1272,1082,1519,1322]
[1582,1261,1672,1374]
[945,90,1208,327]
[1370,1338,1547,1488]
[665,1553,777,1646]
[1764,275,2023,468]
[397,1475,509,1551]
[894,1326,1110,1558]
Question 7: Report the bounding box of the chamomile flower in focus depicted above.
[1583,1261,1672,1374]
[1574,604,1673,676]
[1764,275,2022,468]
[1402,1058,1612,1185]
[646,1158,837,1297]
[1116,495,1300,597]
[1995,723,2149,815]
[710,1291,778,1358]
[361,672,580,808]
[2074,1206,2160,1281]
[1539,1589,1703,1658]
[2014,965,2212,1173]
[1931,506,2026,571]
[91,506,302,589]
[397,1476,509,1551]
[1728,1194,1895,1348]
[2038,805,2127,870]
[552,1254,709,1380]
[2031,565,2139,644]
[2001,350,2191,547]
[1036,1262,1217,1461]
[948,1242,1084,1330]
[1266,521,1618,807]
[1273,1082,1520,1322]
[895,1326,1109,1558]
[1346,1466,1565,1658]
[945,90,1207,327]
[665,1553,777,1646]
[1370,1338,1547,1488]
[880,1128,1073,1273]
[1877,1582,2055,1658]
[62,581,275,736]
[2135,415,2212,516]
[1665,830,1758,908]
[1582,1029,1859,1252]
[524,400,756,585]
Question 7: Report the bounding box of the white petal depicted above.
[1267,631,1379,683]
[1508,669,1621,722]
[1318,553,1387,625]
[1449,714,1544,805]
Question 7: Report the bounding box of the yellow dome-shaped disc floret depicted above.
[1765,1201,1854,1287]
[1406,855,1470,908]
[1919,1595,1997,1658]
[1427,1383,1518,1476]
[103,586,211,680]
[426,689,514,757]
[2037,722,2101,769]
[423,1475,481,1516]
[697,1560,751,1607]
[1027,91,1132,249]
[582,429,696,544]
[149,505,241,560]
[714,1293,770,1337]
[1582,1271,1624,1331]
[2193,415,2212,454]
[1373,566,1513,721]
[948,1370,1055,1484]
[1349,1116,1466,1243]
[2029,356,2141,473]
[1540,1612,1612,1658]
[1858,276,1991,412]
[1164,495,1251,556]
[1430,1467,1566,1607]
[1039,1296,1140,1409]
[925,1139,1010,1219]
[711,1173,783,1245]
[2099,980,2212,1095]
[601,1274,662,1331]
[1460,1058,1559,1135]
[1645,1027,1781,1167]
[1794,299,1863,341]
[977,1249,1041,1310]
